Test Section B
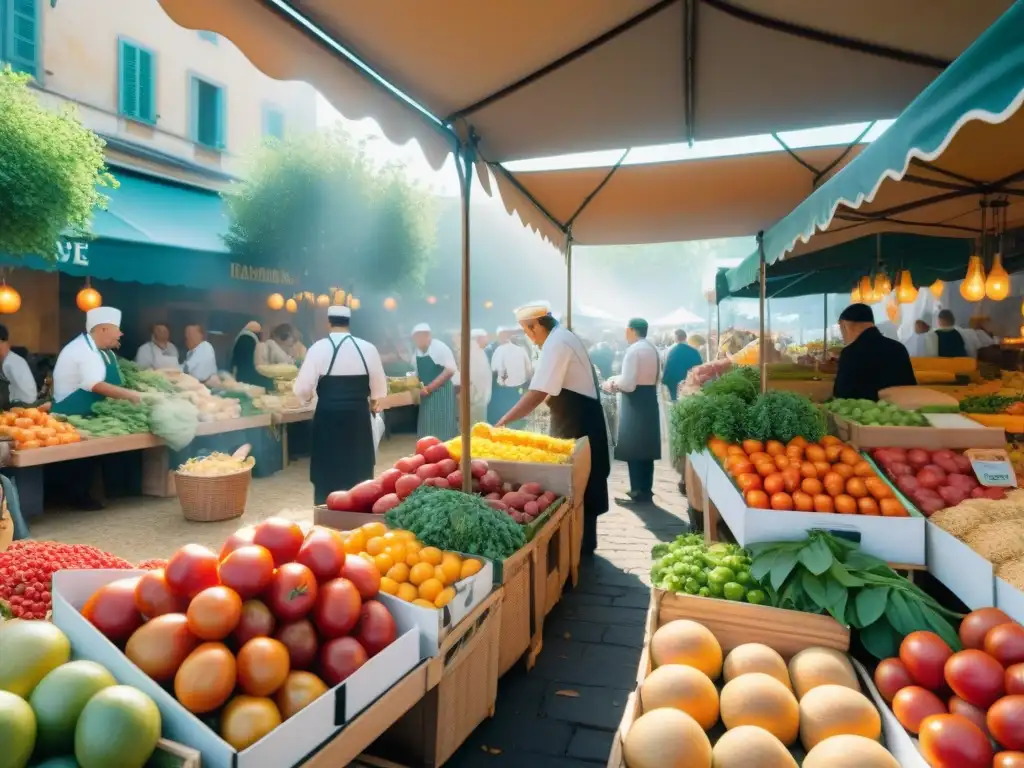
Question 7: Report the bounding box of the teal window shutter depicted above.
[197,30,217,44]
[118,39,156,123]
[1,0,38,77]
[263,106,284,140]
[192,76,225,150]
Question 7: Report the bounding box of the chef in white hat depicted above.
[488,325,533,427]
[294,305,387,504]
[411,322,459,440]
[468,328,492,426]
[496,301,611,556]
[52,306,142,416]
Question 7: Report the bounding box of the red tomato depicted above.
[900,631,953,691]
[187,586,243,641]
[319,636,368,686]
[340,555,380,600]
[219,545,276,599]
[253,518,305,566]
[948,696,990,738]
[377,468,403,495]
[275,619,319,670]
[265,563,319,622]
[134,569,187,618]
[237,637,291,697]
[919,714,993,767]
[873,657,914,703]
[945,649,1006,709]
[415,436,440,456]
[219,525,256,561]
[313,578,362,639]
[296,528,346,583]
[995,752,1024,768]
[1007,663,1024,695]
[166,544,221,599]
[83,577,143,642]
[989,696,1024,751]
[892,686,947,734]
[986,623,1024,668]
[355,600,397,657]
[960,607,1014,649]
[235,599,276,646]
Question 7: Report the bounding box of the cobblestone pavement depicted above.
[445,457,689,767]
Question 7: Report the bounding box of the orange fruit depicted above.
[839,448,861,466]
[726,444,745,456]
[792,491,814,512]
[858,497,881,516]
[382,531,402,543]
[405,540,422,555]
[385,542,407,562]
[805,445,827,463]
[764,474,785,496]
[419,547,443,566]
[373,553,394,574]
[742,439,764,455]
[801,477,823,495]
[343,530,365,554]
[361,521,386,539]
[460,559,483,579]
[765,440,785,456]
[395,530,417,542]
[853,461,874,477]
[435,587,456,608]
[880,498,908,517]
[409,562,436,586]
[358,552,375,563]
[708,438,728,458]
[386,563,410,583]
[365,537,386,556]
[834,494,857,514]
[831,463,854,479]
[379,577,399,595]
[434,565,453,586]
[439,556,462,584]
[813,494,835,513]
[418,578,444,603]
[770,492,794,511]
[397,583,418,602]
[746,490,770,509]
[846,478,868,499]
[405,551,421,567]
[413,599,437,609]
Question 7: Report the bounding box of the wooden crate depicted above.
[606,588,851,768]
[370,590,503,768]
[497,538,536,676]
[684,455,704,514]
[534,501,571,621]
[148,738,202,768]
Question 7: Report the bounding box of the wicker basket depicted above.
[175,467,252,522]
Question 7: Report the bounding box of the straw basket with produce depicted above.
[175,446,254,522]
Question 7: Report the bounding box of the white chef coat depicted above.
[52,334,109,404]
[610,340,660,393]
[3,352,37,403]
[415,339,460,386]
[491,342,532,387]
[469,343,491,405]
[135,340,180,370]
[904,333,930,358]
[294,333,388,406]
[183,340,218,382]
[530,326,598,399]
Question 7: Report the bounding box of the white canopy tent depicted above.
[653,307,705,326]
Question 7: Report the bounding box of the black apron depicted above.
[311,335,374,504]
[614,340,662,462]
[545,333,611,554]
[231,332,274,390]
[935,328,967,357]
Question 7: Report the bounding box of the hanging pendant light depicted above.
[0,283,22,314]
[285,298,298,313]
[350,298,361,310]
[986,252,1010,300]
[960,255,987,302]
[896,270,918,304]
[929,280,945,300]
[885,297,899,323]
[333,289,346,305]
[267,293,285,310]
[851,282,862,303]
[316,294,330,308]
[383,297,397,311]
[858,276,874,303]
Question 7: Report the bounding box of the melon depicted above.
[788,647,859,700]
[719,672,800,745]
[30,661,117,756]
[0,690,36,768]
[710,725,797,768]
[639,664,719,730]
[0,619,71,697]
[798,684,881,750]
[803,734,900,768]
[723,643,792,690]
[75,686,161,768]
[650,620,723,679]
[623,708,712,768]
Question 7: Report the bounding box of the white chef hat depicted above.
[411,323,431,335]
[327,305,351,319]
[514,301,552,322]
[471,328,487,338]
[86,306,122,331]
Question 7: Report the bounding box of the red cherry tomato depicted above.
[252,517,304,566]
[265,563,318,622]
[135,569,188,618]
[296,528,346,583]
[83,577,143,642]
[219,545,276,599]
[165,544,221,599]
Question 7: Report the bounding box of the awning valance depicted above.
[725,1,1024,293]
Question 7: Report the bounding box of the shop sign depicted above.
[229,262,297,286]
[56,241,90,266]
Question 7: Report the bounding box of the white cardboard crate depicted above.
[925,521,996,610]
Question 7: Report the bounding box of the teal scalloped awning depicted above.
[1,171,305,293]
[725,0,1024,295]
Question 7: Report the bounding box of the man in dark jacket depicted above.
[833,303,916,401]
[663,329,703,401]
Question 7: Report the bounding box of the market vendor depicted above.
[134,323,180,371]
[924,309,970,357]
[263,324,299,366]
[904,319,931,357]
[411,323,458,441]
[0,325,37,405]
[469,328,492,426]
[231,321,274,390]
[496,302,611,556]
[833,303,916,401]
[295,306,387,504]
[605,318,661,504]
[488,326,532,428]
[663,328,702,402]
[182,324,217,383]
[51,307,142,416]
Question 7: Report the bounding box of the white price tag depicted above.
[965,449,1018,487]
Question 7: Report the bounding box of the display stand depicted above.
[271,408,314,468]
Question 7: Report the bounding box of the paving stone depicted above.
[542,682,632,730]
[560,604,648,626]
[447,752,597,768]
[567,727,617,762]
[544,617,607,644]
[603,623,646,647]
[559,591,615,607]
[532,652,638,689]
[581,642,642,669]
[570,582,630,598]
[611,590,651,608]
[461,714,575,758]
[493,674,549,716]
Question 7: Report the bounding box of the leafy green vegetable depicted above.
[68,398,152,436]
[744,391,826,443]
[385,485,525,560]
[749,531,962,659]
[703,368,760,403]
[959,394,1022,414]
[118,358,179,394]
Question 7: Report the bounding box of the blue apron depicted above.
[416,354,458,441]
[52,335,123,417]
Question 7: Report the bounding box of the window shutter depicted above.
[119,41,139,118]
[137,47,154,122]
[214,86,225,148]
[8,0,38,77]
[264,108,284,140]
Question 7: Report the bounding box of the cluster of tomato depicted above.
[709,435,909,516]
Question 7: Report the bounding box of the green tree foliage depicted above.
[224,128,434,292]
[0,67,116,258]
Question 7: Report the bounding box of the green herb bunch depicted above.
[703,367,760,403]
[385,485,526,560]
[744,391,826,443]
[959,394,1021,414]
[670,393,748,456]
[750,531,962,659]
[118,358,179,394]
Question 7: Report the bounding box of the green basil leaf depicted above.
[846,598,863,629]
[920,602,963,652]
[828,588,849,626]
[828,561,866,588]
[750,550,779,582]
[770,550,800,591]
[860,616,901,659]
[799,537,835,576]
[842,551,888,573]
[855,587,890,627]
[800,570,830,610]
[823,577,846,607]
[885,591,919,636]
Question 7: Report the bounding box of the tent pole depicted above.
[716,300,721,360]
[758,232,767,393]
[823,293,828,363]
[707,297,712,361]
[457,143,474,493]
[566,235,573,330]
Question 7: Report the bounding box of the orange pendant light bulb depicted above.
[857,276,874,303]
[333,289,346,305]
[960,255,987,302]
[285,298,298,313]
[383,297,397,311]
[75,286,101,312]
[267,293,285,311]
[851,282,862,303]
[0,284,22,314]
[896,270,918,304]
[986,253,1010,300]
[929,280,945,300]
[316,294,330,308]
[875,272,892,297]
